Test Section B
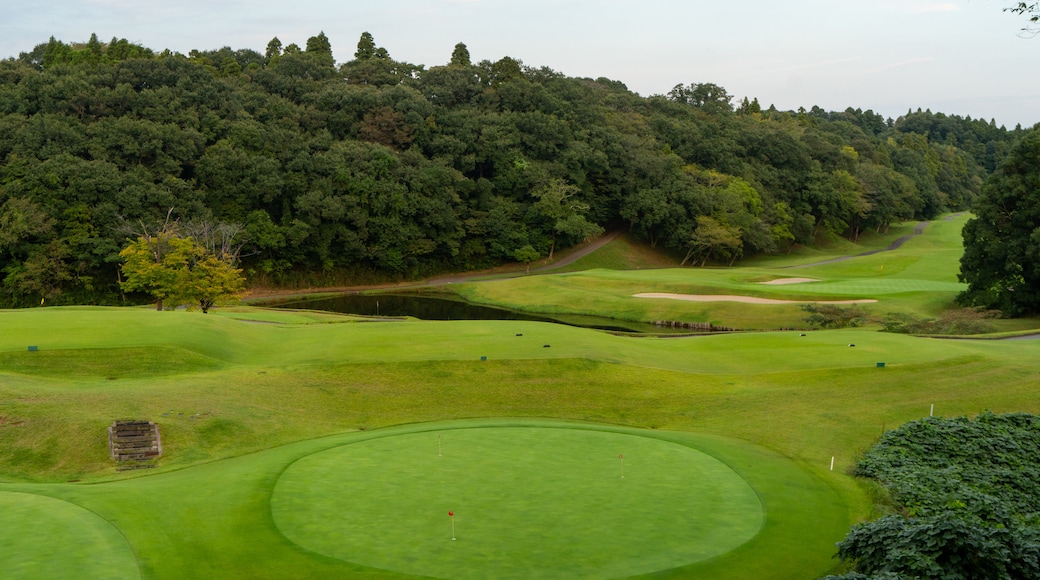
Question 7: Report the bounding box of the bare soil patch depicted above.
[759,278,820,285]
[634,293,877,305]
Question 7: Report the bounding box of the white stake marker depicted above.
[438,434,442,457]
[830,456,835,471]
[930,404,934,417]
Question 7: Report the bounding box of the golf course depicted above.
[2,213,1039,578]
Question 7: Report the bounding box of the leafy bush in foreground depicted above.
[828,413,1040,579]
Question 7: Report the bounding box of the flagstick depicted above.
[449,512,456,540]
[438,434,442,457]
[619,454,624,478]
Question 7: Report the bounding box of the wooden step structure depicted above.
[108,420,161,470]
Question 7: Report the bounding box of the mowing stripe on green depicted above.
[272,426,763,579]
[0,491,140,580]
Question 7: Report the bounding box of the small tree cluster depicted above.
[119,222,244,313]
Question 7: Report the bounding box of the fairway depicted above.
[272,426,763,579]
[0,491,140,579]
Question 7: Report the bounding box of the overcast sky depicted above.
[3,1,1038,127]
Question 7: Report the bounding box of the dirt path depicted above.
[423,230,622,286]
[634,293,877,305]
[249,230,625,300]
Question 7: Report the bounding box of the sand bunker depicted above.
[634,293,876,305]
[758,278,820,285]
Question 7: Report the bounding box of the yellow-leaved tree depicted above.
[119,228,244,313]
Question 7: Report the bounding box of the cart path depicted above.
[423,230,623,285]
[250,230,626,300]
[786,221,927,269]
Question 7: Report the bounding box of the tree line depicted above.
[0,32,1024,306]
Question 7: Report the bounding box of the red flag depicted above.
[448,511,454,517]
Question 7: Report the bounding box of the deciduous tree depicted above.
[682,215,742,266]
[119,221,244,312]
[531,178,603,259]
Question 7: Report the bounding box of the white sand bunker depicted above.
[634,293,877,305]
[759,277,820,285]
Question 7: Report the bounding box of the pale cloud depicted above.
[867,57,936,74]
[910,3,960,14]
[780,56,863,73]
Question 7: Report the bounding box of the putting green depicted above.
[272,426,764,579]
[0,491,139,579]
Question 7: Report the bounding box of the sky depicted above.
[3,0,1039,128]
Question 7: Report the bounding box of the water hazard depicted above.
[266,292,693,334]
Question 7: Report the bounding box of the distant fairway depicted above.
[272,426,763,579]
[452,214,981,328]
[0,491,139,579]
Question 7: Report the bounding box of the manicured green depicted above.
[0,491,139,579]
[273,426,762,578]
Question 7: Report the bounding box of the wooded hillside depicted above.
[0,32,1022,306]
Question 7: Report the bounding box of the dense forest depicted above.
[0,32,1026,306]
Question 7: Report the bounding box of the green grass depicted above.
[0,347,225,379]
[1,213,1039,578]
[0,420,848,579]
[0,491,140,579]
[451,216,984,328]
[272,425,763,578]
[546,233,680,273]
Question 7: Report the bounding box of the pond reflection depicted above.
[266,293,693,334]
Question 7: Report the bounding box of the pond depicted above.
[265,292,697,334]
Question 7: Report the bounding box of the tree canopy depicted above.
[0,32,1022,307]
[957,128,1040,316]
